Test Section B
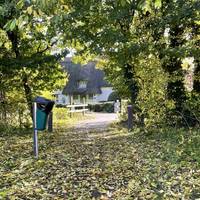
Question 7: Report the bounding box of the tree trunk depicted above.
[7,31,20,58]
[123,63,141,126]
[22,75,33,118]
[6,30,33,118]
[123,63,139,104]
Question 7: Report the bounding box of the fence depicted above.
[66,104,89,116]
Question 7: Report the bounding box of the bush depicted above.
[119,100,129,122]
[183,92,200,127]
[108,92,120,101]
[0,101,32,129]
[53,107,88,129]
[89,103,114,113]
[135,55,169,127]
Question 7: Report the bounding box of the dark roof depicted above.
[62,58,111,95]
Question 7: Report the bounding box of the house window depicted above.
[78,80,87,89]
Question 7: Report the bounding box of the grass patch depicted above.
[53,107,93,130]
[0,126,200,199]
[0,107,91,136]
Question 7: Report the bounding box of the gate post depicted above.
[48,112,53,132]
[127,105,133,131]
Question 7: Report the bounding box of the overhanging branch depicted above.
[36,39,58,55]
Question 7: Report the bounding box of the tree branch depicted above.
[36,39,58,55]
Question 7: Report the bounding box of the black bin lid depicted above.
[34,96,54,104]
[34,96,55,114]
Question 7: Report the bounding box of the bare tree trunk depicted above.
[23,75,33,118]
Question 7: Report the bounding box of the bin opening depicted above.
[34,96,54,114]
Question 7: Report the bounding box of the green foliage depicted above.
[0,0,68,122]
[108,92,120,101]
[1,0,199,129]
[53,107,90,129]
[89,103,114,113]
[119,99,130,122]
[57,0,200,127]
[135,54,169,126]
[0,90,32,129]
[53,107,72,129]
[183,92,200,125]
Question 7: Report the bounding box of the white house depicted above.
[54,58,114,105]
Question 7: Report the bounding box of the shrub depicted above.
[89,103,114,113]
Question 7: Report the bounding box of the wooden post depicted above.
[86,94,89,104]
[78,95,81,104]
[33,102,38,158]
[48,112,53,132]
[127,105,133,131]
[70,95,73,118]
[83,97,86,116]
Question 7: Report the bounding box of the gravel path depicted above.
[75,112,119,130]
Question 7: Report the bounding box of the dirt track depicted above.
[75,112,119,130]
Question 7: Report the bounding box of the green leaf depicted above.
[3,20,16,31]
[194,20,200,25]
[4,42,10,49]
[10,19,16,31]
[0,190,9,198]
[16,0,24,9]
[17,15,24,29]
[120,0,131,7]
[138,0,151,12]
[0,6,3,14]
[27,6,33,15]
[120,0,126,7]
[155,0,162,8]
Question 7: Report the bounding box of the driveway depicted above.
[75,112,119,130]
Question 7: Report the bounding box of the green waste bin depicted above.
[34,96,54,131]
